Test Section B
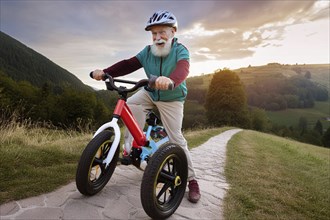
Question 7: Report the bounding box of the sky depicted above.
[1,0,329,89]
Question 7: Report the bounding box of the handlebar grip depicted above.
[147,76,174,90]
[148,75,157,89]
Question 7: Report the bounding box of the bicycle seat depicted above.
[146,111,162,126]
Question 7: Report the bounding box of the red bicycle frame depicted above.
[113,99,147,147]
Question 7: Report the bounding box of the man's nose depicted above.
[155,33,162,40]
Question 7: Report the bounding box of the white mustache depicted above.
[154,39,166,44]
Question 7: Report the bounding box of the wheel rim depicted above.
[88,140,111,187]
[154,154,184,209]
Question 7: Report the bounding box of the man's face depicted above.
[150,26,175,48]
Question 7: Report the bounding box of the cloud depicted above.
[176,1,329,62]
[1,0,329,82]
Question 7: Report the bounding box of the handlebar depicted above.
[104,73,150,94]
[90,72,174,93]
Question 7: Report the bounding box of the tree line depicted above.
[0,72,114,131]
[246,75,328,110]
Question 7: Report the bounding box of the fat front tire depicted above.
[76,130,119,196]
[141,143,188,219]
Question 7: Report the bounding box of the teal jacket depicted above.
[136,38,189,102]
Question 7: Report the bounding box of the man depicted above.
[91,10,201,203]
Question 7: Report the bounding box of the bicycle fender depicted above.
[93,118,121,167]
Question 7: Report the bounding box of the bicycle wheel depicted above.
[76,130,119,195]
[141,143,188,219]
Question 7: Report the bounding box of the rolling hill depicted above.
[0,31,92,92]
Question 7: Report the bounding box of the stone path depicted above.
[0,129,242,220]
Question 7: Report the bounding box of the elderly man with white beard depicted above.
[91,10,201,203]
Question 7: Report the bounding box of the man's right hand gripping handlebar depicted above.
[90,70,105,81]
[90,70,174,90]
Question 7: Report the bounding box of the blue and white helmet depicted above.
[145,10,178,31]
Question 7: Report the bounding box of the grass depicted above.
[0,121,227,205]
[0,122,91,204]
[266,101,330,129]
[184,127,232,148]
[224,130,330,220]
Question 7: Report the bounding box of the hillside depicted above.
[186,63,329,123]
[0,31,92,92]
[236,63,329,89]
[185,64,329,147]
[225,129,329,220]
[187,63,329,91]
[0,31,119,129]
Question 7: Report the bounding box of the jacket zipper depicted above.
[158,57,163,101]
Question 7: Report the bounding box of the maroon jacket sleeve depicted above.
[103,57,142,77]
[169,60,190,88]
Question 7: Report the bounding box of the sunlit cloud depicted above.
[181,23,224,39]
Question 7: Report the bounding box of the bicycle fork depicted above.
[92,117,121,168]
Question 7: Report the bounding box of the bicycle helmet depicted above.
[145,10,178,31]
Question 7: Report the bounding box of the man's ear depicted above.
[170,28,176,37]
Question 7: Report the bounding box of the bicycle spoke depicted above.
[101,145,110,158]
[159,170,175,182]
[156,182,172,203]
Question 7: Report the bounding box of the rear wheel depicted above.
[141,143,187,219]
[76,130,119,195]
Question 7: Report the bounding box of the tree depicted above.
[322,127,330,148]
[314,120,323,135]
[298,116,308,135]
[205,69,250,128]
[249,107,269,131]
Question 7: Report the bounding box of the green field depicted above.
[266,101,330,129]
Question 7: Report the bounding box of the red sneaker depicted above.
[188,179,201,203]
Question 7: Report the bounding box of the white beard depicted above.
[151,38,173,57]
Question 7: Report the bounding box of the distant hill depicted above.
[0,31,119,129]
[187,62,329,91]
[186,62,329,105]
[236,63,329,90]
[0,31,92,92]
[185,63,329,138]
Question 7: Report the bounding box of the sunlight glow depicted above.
[181,23,224,39]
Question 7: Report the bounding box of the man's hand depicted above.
[155,76,174,90]
[91,69,105,81]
